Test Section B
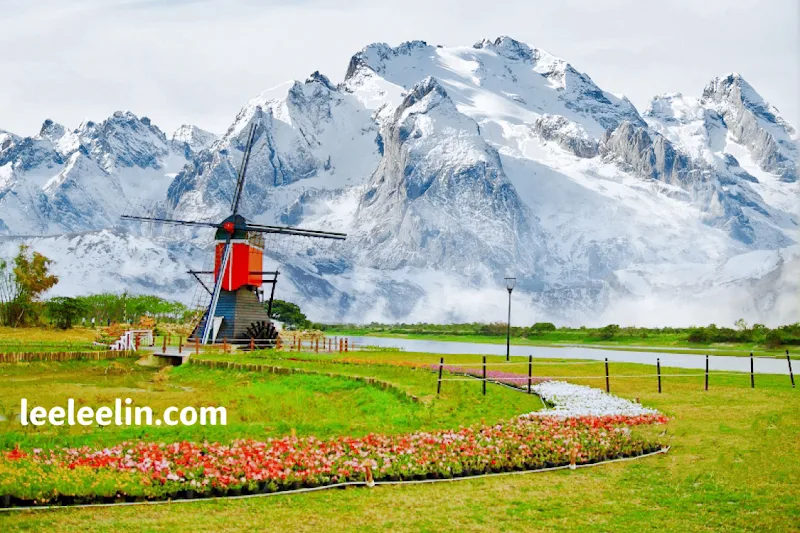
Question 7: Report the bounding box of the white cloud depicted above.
[1,0,797,136]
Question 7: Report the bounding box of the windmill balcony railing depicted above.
[188,336,366,355]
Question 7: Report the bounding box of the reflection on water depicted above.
[349,337,793,375]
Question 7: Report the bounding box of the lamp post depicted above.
[504,277,516,361]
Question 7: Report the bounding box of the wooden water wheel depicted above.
[245,320,278,341]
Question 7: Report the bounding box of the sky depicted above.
[1,0,798,137]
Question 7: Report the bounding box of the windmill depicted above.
[121,123,346,345]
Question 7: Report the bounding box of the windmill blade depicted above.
[121,215,220,230]
[122,214,347,241]
[231,123,258,217]
[201,237,233,345]
[242,222,347,240]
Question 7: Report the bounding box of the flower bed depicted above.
[529,381,664,418]
[433,366,662,419]
[0,413,667,506]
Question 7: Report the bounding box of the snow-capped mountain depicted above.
[352,76,547,275]
[1,37,797,326]
[0,111,203,236]
[171,124,218,155]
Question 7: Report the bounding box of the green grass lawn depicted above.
[1,350,798,531]
[0,357,540,450]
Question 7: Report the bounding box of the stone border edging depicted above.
[0,351,136,363]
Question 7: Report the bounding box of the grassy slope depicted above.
[328,330,791,357]
[2,351,799,532]
[0,358,540,449]
[0,327,101,353]
[0,327,97,343]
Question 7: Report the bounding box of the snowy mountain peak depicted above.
[395,76,452,117]
[702,73,795,134]
[305,71,336,91]
[345,40,432,80]
[77,110,169,172]
[35,119,81,156]
[171,124,217,153]
[37,119,66,141]
[475,36,536,62]
[343,37,645,136]
[701,73,797,182]
[0,129,17,152]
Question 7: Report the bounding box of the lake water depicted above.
[349,336,796,375]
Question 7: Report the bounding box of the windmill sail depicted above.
[231,123,257,217]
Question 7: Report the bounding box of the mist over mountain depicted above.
[1,37,797,326]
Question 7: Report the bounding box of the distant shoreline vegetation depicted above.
[318,321,800,350]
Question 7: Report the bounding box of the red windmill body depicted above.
[213,215,265,291]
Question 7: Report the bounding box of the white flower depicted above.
[525,381,661,418]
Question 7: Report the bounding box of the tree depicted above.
[0,258,17,326]
[764,329,783,348]
[268,299,309,329]
[46,297,87,329]
[0,245,58,326]
[598,324,620,340]
[530,322,557,332]
[477,322,509,336]
[686,327,709,343]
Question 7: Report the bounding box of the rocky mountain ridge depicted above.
[1,37,797,326]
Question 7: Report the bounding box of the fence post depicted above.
[162,336,167,355]
[527,355,532,394]
[178,337,183,354]
[705,355,709,391]
[657,358,661,393]
[223,338,228,354]
[437,357,444,395]
[195,336,200,355]
[315,339,319,353]
[604,358,610,393]
[785,349,795,388]
[482,356,486,396]
[345,339,349,352]
[750,352,755,389]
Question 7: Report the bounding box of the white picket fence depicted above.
[109,330,153,351]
